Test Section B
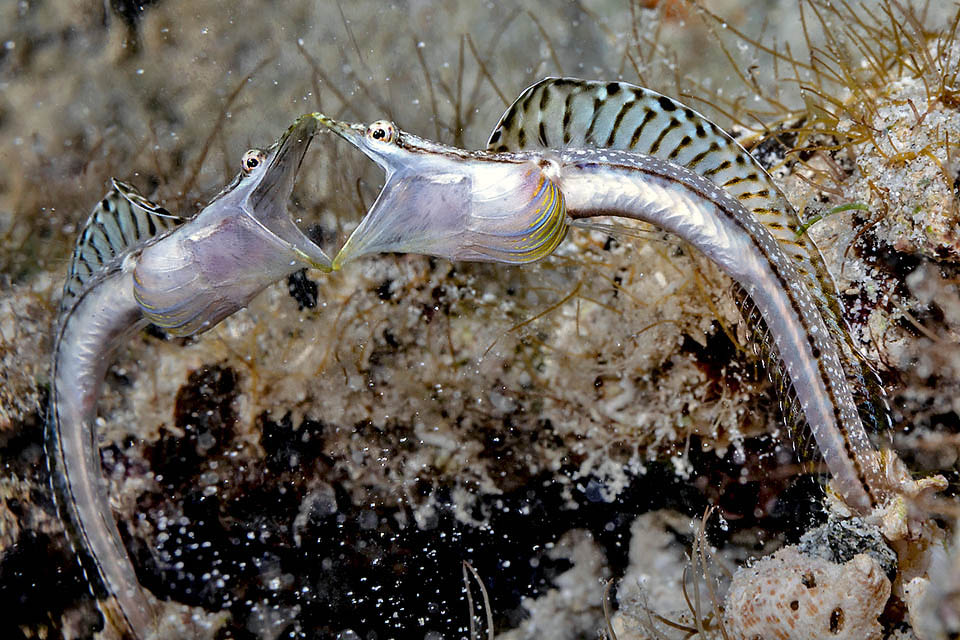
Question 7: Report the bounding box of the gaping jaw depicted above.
[241,115,333,271]
[314,112,441,269]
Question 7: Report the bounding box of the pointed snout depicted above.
[312,112,366,148]
[247,114,333,271]
[250,114,318,210]
[311,112,398,173]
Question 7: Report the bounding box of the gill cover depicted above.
[316,113,568,268]
[133,116,330,336]
[462,163,568,263]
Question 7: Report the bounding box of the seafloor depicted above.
[1,1,960,639]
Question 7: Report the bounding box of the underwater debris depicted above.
[796,517,898,580]
[3,0,960,637]
[723,546,891,640]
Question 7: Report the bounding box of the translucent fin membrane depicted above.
[490,76,891,467]
[62,180,183,313]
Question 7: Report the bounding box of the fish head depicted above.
[208,114,332,271]
[315,112,568,269]
[312,114,414,176]
[320,113,555,269]
[314,113,473,268]
[133,115,335,336]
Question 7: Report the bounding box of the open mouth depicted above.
[311,112,406,270]
[313,111,569,271]
[246,114,333,271]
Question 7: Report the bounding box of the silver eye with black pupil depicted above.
[366,120,396,144]
[242,149,265,174]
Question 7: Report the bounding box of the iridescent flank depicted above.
[466,166,567,263]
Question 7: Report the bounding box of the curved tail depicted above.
[46,266,157,637]
[45,182,182,637]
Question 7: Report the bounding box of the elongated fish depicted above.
[486,77,891,438]
[46,115,330,638]
[317,76,902,514]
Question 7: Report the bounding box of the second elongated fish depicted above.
[486,77,892,438]
[47,116,331,638]
[317,76,910,515]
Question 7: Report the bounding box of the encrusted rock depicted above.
[723,546,890,640]
[797,517,898,579]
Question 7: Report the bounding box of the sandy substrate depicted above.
[2,1,959,638]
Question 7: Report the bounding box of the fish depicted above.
[486,77,893,441]
[46,115,330,638]
[316,75,907,516]
[327,119,568,267]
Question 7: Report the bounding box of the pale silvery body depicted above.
[316,77,921,516]
[48,116,330,638]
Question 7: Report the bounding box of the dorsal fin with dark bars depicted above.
[61,179,184,313]
[488,76,892,452]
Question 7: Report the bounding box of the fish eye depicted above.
[241,149,266,174]
[366,120,396,144]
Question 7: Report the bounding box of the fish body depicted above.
[49,257,156,634]
[329,120,567,267]
[556,147,880,511]
[317,75,896,514]
[134,191,327,337]
[46,116,328,638]
[487,77,891,438]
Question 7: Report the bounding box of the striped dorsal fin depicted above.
[488,77,891,445]
[487,77,824,286]
[61,179,184,312]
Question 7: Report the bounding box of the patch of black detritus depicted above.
[145,364,239,487]
[0,530,100,639]
[287,269,318,310]
[110,0,162,29]
[0,397,108,637]
[376,278,394,301]
[259,412,331,475]
[798,517,898,580]
[843,228,926,329]
[748,128,798,172]
[209,449,712,638]
[0,396,47,484]
[136,365,243,604]
[420,287,451,322]
[143,323,170,340]
[686,433,828,545]
[127,384,828,639]
[680,322,737,375]
[852,224,924,283]
[108,0,163,55]
[473,416,557,494]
